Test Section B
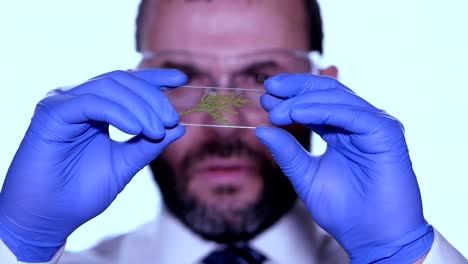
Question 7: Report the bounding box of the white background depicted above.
[0,0,467,257]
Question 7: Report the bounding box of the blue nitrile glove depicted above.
[0,69,187,262]
[255,74,434,264]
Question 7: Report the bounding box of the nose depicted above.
[203,118,250,139]
[199,88,249,129]
[215,72,231,88]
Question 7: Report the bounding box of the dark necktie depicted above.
[202,244,267,264]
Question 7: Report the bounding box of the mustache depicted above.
[182,139,268,175]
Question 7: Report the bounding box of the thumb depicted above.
[255,126,318,195]
[112,125,185,184]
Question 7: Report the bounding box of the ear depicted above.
[319,65,339,79]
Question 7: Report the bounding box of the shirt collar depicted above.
[250,201,323,263]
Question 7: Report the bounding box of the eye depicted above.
[184,70,212,86]
[243,71,272,85]
[157,61,213,86]
[254,72,269,84]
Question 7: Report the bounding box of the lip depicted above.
[190,157,257,184]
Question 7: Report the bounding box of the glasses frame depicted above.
[135,49,323,129]
[137,48,322,77]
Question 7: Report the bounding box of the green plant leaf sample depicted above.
[179,92,251,125]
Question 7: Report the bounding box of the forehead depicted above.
[140,0,308,56]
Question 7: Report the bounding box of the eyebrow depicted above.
[238,61,279,72]
[160,60,279,74]
[160,61,202,73]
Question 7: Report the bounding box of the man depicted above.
[0,0,466,263]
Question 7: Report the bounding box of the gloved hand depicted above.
[0,69,187,262]
[255,74,434,263]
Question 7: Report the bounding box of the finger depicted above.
[268,88,376,125]
[40,94,143,136]
[255,126,318,194]
[260,94,283,112]
[111,125,186,187]
[288,103,399,136]
[92,68,188,89]
[90,70,185,128]
[265,73,353,98]
[129,68,188,89]
[68,78,167,139]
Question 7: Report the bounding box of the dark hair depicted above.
[135,0,324,53]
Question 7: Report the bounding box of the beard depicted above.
[150,130,309,244]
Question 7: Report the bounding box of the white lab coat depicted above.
[0,201,466,263]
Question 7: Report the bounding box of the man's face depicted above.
[139,0,311,243]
